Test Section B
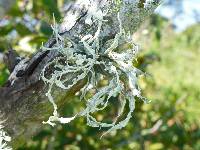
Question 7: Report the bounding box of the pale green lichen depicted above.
[41,1,148,137]
[0,116,12,150]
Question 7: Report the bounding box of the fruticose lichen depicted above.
[0,116,11,150]
[41,0,149,137]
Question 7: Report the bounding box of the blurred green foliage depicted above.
[0,1,200,150]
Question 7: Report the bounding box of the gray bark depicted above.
[0,0,161,148]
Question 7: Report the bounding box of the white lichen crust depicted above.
[41,0,153,136]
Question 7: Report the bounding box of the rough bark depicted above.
[0,0,161,148]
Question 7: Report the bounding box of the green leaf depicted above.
[7,2,23,17]
[42,0,61,22]
[15,23,32,36]
[40,21,52,36]
[29,36,48,45]
[0,24,13,36]
[0,65,9,86]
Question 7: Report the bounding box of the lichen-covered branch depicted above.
[0,0,161,148]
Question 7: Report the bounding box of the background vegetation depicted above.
[0,0,200,149]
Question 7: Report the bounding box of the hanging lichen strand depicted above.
[41,0,149,137]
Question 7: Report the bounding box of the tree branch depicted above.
[0,0,161,148]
